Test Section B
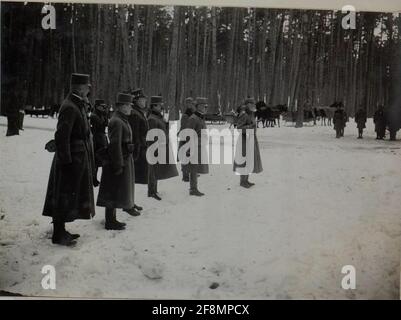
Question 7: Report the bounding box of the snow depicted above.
[0,115,400,299]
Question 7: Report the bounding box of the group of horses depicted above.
[254,102,335,128]
[221,102,336,128]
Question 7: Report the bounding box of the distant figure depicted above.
[373,105,386,140]
[354,107,367,139]
[333,105,346,138]
[51,104,60,118]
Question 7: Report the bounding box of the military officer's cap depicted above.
[132,88,147,100]
[195,97,208,106]
[150,95,164,105]
[116,93,134,105]
[70,73,90,86]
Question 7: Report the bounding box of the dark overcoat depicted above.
[182,112,209,174]
[128,106,149,184]
[43,93,96,222]
[355,110,367,129]
[147,110,179,180]
[333,109,345,130]
[233,111,263,174]
[97,111,135,209]
[90,110,109,166]
[178,109,193,163]
[374,109,386,133]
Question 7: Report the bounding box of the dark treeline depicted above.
[1,2,400,119]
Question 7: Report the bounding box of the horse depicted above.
[255,101,288,128]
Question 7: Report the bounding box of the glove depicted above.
[93,178,100,187]
[45,139,57,153]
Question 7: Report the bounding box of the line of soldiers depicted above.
[42,73,263,246]
[334,102,398,140]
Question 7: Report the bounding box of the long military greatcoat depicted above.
[374,109,386,134]
[128,106,149,184]
[42,93,96,222]
[233,111,263,174]
[147,110,179,180]
[333,109,346,130]
[182,111,209,174]
[97,111,135,209]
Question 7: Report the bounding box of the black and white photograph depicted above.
[1,0,401,300]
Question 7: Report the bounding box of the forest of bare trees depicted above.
[1,2,400,120]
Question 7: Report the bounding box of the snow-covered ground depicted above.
[0,115,400,299]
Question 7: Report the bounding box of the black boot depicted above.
[52,220,76,246]
[189,189,205,196]
[105,208,126,230]
[182,172,189,182]
[134,204,143,211]
[246,176,255,187]
[240,176,250,188]
[65,230,80,240]
[148,192,162,201]
[123,207,141,216]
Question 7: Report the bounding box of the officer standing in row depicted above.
[179,97,196,182]
[333,104,346,138]
[124,88,149,215]
[233,97,263,188]
[90,99,109,185]
[97,93,136,230]
[147,95,179,200]
[354,107,367,139]
[43,73,96,246]
[374,105,386,140]
[184,97,209,196]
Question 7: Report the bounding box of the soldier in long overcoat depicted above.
[233,97,263,188]
[124,88,149,215]
[97,93,136,230]
[43,73,96,246]
[354,107,367,139]
[178,97,196,182]
[374,105,386,140]
[182,97,209,196]
[147,95,179,200]
[333,106,345,138]
[90,99,109,185]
